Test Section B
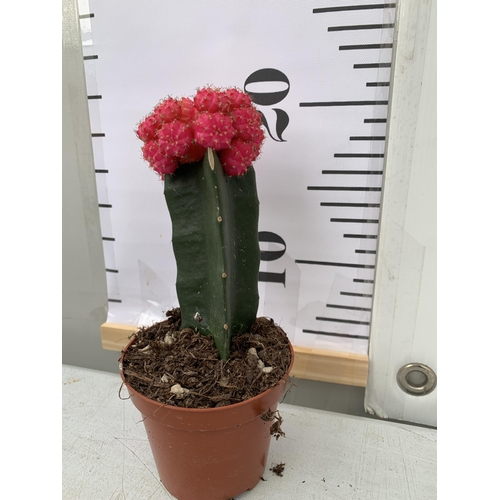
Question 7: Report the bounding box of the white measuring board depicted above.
[79,0,396,356]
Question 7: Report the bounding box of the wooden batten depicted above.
[101,323,368,387]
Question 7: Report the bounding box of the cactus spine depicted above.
[164,148,260,360]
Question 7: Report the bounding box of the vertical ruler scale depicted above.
[78,0,121,308]
[82,0,396,355]
[294,2,395,352]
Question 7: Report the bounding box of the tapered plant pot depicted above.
[120,335,294,500]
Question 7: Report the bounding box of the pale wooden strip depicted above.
[101,323,368,387]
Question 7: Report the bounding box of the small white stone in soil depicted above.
[170,384,189,395]
[262,366,273,374]
[257,359,265,370]
[248,347,258,357]
[164,334,175,345]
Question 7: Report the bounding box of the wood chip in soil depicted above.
[121,308,292,409]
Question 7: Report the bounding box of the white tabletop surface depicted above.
[62,365,436,499]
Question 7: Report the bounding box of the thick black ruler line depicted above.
[328,23,395,32]
[108,298,122,303]
[314,3,396,14]
[95,169,109,174]
[300,100,388,107]
[350,136,386,141]
[322,170,383,175]
[344,234,378,239]
[84,55,98,60]
[303,329,369,340]
[356,249,377,254]
[92,133,106,137]
[367,81,390,87]
[354,63,392,69]
[316,316,371,326]
[308,186,381,191]
[106,268,119,273]
[99,204,112,208]
[340,43,393,51]
[327,303,372,312]
[334,153,384,157]
[102,236,115,241]
[79,13,94,19]
[296,260,375,269]
[331,218,379,223]
[353,279,374,283]
[364,118,387,123]
[341,292,373,298]
[88,95,102,100]
[321,202,380,207]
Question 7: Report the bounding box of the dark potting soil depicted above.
[121,308,292,409]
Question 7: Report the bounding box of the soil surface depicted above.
[121,308,292,409]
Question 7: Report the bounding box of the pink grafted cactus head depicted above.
[136,114,161,142]
[157,121,193,157]
[192,112,236,150]
[142,141,178,176]
[178,97,199,125]
[193,88,221,113]
[225,88,253,110]
[179,142,206,164]
[231,107,264,142]
[154,97,181,123]
[135,86,264,177]
[219,139,260,176]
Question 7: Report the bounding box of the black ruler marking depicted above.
[303,329,369,340]
[95,169,109,173]
[316,316,371,326]
[354,63,392,69]
[314,3,396,14]
[108,298,122,303]
[344,234,378,239]
[334,153,384,158]
[84,55,98,61]
[353,279,374,283]
[322,170,383,175]
[328,23,395,32]
[349,136,386,141]
[367,81,390,87]
[340,43,393,51]
[355,249,377,254]
[321,202,380,207]
[331,218,379,223]
[300,100,388,107]
[364,118,387,123]
[92,133,106,137]
[341,292,373,298]
[102,237,115,241]
[99,204,112,208]
[88,95,103,100]
[308,186,381,191]
[79,13,94,19]
[106,268,119,273]
[326,304,371,312]
[295,260,375,269]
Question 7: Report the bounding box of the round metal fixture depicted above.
[397,363,437,396]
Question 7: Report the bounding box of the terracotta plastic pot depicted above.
[120,336,294,500]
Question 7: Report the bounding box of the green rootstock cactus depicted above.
[164,149,259,359]
[135,87,264,359]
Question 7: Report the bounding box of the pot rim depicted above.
[119,333,294,414]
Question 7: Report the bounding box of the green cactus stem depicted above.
[164,148,260,359]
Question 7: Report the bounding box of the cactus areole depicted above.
[136,87,264,359]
